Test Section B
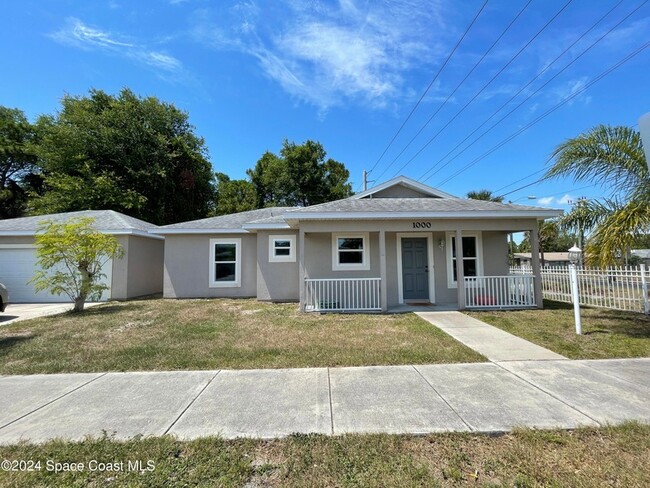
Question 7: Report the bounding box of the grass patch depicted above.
[0,298,484,374]
[1,423,648,487]
[467,300,650,359]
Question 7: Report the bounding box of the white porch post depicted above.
[455,229,465,310]
[298,228,306,312]
[530,223,544,309]
[379,229,388,312]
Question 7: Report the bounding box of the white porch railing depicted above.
[304,278,381,312]
[464,275,536,309]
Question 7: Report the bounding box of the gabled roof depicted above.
[0,210,162,239]
[351,175,458,199]
[282,198,563,221]
[152,207,298,234]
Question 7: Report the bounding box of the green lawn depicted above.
[467,300,650,359]
[1,423,648,487]
[0,298,484,374]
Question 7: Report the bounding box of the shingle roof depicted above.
[283,198,558,214]
[0,210,158,234]
[155,207,298,232]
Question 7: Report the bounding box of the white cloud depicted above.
[190,0,451,112]
[537,193,575,206]
[50,18,183,75]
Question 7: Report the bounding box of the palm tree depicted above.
[466,189,504,202]
[546,125,649,266]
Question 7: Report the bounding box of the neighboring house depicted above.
[631,249,650,265]
[155,176,562,312]
[0,210,163,303]
[514,252,570,267]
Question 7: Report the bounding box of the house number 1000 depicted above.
[412,222,431,229]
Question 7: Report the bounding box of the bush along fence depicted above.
[510,265,650,315]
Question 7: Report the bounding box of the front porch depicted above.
[298,224,544,314]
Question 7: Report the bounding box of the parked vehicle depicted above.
[0,283,7,312]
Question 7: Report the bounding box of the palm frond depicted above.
[546,125,647,198]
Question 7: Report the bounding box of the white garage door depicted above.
[0,246,112,303]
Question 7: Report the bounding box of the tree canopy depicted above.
[246,139,352,208]
[213,172,257,216]
[466,189,504,202]
[32,88,215,225]
[0,106,39,219]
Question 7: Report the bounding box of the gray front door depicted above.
[401,238,429,300]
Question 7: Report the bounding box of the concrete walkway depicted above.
[416,311,567,361]
[1,359,648,444]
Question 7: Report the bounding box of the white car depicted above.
[0,283,7,312]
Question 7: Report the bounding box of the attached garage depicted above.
[0,244,112,303]
[0,210,163,304]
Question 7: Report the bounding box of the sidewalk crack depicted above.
[163,370,220,435]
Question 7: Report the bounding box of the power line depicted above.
[418,0,628,183]
[387,0,575,179]
[433,40,650,186]
[360,0,489,189]
[372,0,532,182]
[493,167,548,194]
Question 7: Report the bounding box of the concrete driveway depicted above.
[0,303,102,326]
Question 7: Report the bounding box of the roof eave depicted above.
[282,210,563,220]
[0,229,164,240]
[150,228,249,235]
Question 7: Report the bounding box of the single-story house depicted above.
[0,210,163,303]
[631,249,650,265]
[154,176,562,312]
[514,252,571,267]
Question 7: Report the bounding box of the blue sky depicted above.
[2,0,649,212]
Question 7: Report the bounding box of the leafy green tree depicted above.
[466,189,504,202]
[33,88,215,225]
[213,172,257,215]
[247,139,352,207]
[546,125,649,266]
[29,218,124,312]
[0,106,39,219]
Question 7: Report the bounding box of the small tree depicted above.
[30,217,124,312]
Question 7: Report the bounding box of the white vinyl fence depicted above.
[464,275,536,309]
[510,265,650,314]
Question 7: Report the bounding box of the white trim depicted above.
[446,231,484,289]
[0,229,164,240]
[151,228,248,235]
[396,233,435,305]
[282,210,563,220]
[332,232,370,271]
[209,238,242,288]
[351,176,458,199]
[242,223,291,230]
[0,244,37,249]
[269,234,296,263]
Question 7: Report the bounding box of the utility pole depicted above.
[362,170,368,191]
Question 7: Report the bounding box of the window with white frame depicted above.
[446,232,483,287]
[269,235,296,262]
[332,233,370,271]
[209,238,241,287]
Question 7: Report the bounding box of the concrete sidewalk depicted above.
[416,311,567,361]
[1,359,648,444]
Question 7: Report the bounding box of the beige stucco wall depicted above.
[369,185,433,198]
[126,235,164,298]
[256,230,299,301]
[0,236,36,245]
[163,233,257,298]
